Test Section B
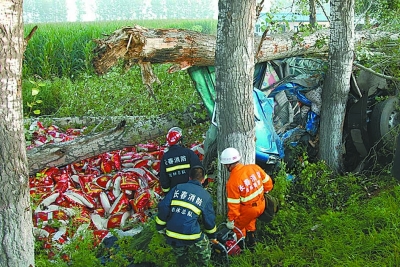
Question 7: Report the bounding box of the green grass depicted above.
[22,64,200,118]
[228,167,399,267]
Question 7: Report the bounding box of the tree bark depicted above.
[25,115,167,129]
[92,24,399,80]
[27,106,207,175]
[319,0,355,173]
[309,0,317,27]
[0,0,35,265]
[214,0,256,216]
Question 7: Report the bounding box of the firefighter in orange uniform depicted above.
[220,147,274,248]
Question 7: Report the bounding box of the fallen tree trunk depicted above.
[27,106,207,175]
[25,115,155,130]
[93,25,399,76]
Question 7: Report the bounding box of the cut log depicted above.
[93,25,217,75]
[92,25,399,76]
[27,106,207,175]
[25,115,156,129]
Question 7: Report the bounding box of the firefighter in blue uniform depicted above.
[156,166,217,267]
[159,127,202,193]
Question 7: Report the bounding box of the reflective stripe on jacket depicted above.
[226,163,273,222]
[156,180,217,247]
[159,145,202,193]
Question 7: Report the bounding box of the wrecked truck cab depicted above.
[188,59,324,170]
[252,87,284,164]
[188,57,400,173]
[187,59,321,168]
[208,85,284,164]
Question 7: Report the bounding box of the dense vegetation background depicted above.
[22,19,217,119]
[24,19,400,267]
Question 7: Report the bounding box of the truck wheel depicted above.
[369,96,399,145]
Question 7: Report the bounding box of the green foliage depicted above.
[35,230,101,267]
[22,78,64,117]
[229,161,399,267]
[22,64,204,118]
[314,36,328,49]
[291,23,327,48]
[24,79,45,116]
[355,38,400,84]
[97,222,175,267]
[190,25,204,32]
[288,155,373,212]
[353,1,400,92]
[355,0,400,26]
[260,13,290,34]
[269,162,293,208]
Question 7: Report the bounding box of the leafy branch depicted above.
[26,80,45,117]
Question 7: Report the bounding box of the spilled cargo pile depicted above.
[28,121,204,257]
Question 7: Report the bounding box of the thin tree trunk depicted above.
[0,1,35,265]
[309,0,317,28]
[215,0,256,216]
[319,0,355,173]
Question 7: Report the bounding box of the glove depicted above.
[210,239,219,245]
[226,220,235,230]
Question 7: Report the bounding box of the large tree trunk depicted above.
[0,0,35,265]
[319,0,355,173]
[214,0,256,216]
[27,106,207,175]
[92,25,398,78]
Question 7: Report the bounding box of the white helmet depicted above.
[220,147,241,165]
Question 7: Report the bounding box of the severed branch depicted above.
[24,25,38,44]
[354,62,400,82]
[256,0,264,20]
[316,0,330,23]
[256,28,270,60]
[138,60,160,100]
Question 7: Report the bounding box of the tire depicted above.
[369,96,400,145]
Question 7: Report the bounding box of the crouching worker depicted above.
[220,147,274,248]
[156,166,218,267]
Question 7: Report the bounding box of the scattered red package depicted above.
[28,121,204,253]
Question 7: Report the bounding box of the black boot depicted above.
[246,231,257,250]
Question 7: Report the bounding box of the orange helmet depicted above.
[166,127,183,146]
